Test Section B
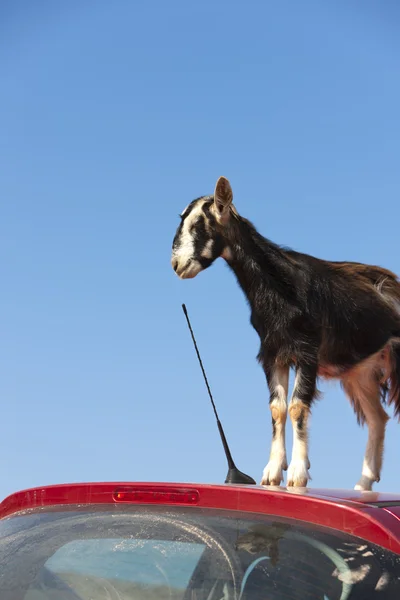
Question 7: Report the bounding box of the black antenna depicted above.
[182,303,256,485]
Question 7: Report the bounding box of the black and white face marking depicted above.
[171,197,224,279]
[171,177,234,279]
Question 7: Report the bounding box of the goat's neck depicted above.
[220,216,296,301]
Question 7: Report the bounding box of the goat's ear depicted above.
[214,176,233,221]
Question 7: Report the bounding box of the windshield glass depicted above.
[0,505,399,600]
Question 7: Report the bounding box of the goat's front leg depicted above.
[287,362,318,487]
[260,363,289,486]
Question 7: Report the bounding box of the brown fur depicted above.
[318,261,400,423]
[329,261,400,303]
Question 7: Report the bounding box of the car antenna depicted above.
[182,303,256,485]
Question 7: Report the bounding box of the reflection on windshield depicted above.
[0,506,399,600]
[45,538,205,597]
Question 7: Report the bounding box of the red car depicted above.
[1,481,399,599]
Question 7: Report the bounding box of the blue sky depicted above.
[0,1,399,501]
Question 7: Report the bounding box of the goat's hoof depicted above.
[260,459,286,486]
[287,459,310,488]
[354,475,375,492]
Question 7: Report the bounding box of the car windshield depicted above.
[0,505,399,600]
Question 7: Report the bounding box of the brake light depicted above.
[113,486,200,505]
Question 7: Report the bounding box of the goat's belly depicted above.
[317,364,343,379]
[318,343,392,382]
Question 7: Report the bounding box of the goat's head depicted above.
[171,176,234,279]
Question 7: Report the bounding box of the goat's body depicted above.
[227,217,399,361]
[223,214,400,489]
[172,177,400,490]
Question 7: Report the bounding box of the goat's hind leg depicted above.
[261,364,289,486]
[342,360,389,491]
[287,362,318,487]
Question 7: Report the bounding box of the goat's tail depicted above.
[387,339,400,420]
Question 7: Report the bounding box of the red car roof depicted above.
[1,482,400,554]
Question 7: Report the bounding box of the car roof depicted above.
[1,482,400,554]
[1,482,400,515]
[2,482,400,509]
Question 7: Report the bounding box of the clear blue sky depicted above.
[1,0,399,501]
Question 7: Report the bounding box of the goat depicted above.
[171,176,400,490]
